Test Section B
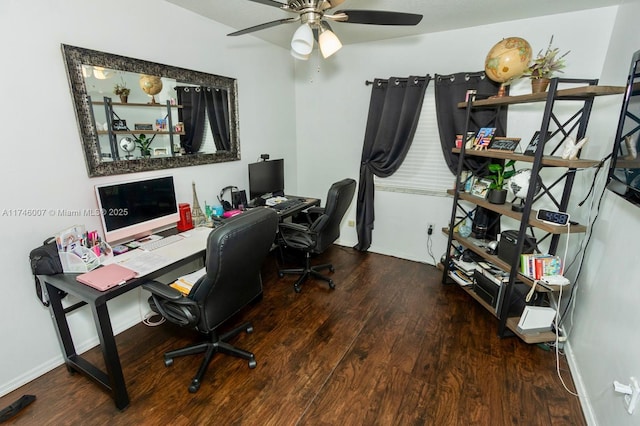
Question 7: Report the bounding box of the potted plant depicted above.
[113,80,131,103]
[523,35,570,93]
[486,160,516,204]
[135,134,153,157]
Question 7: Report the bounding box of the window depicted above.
[374,86,454,196]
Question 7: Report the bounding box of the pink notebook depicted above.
[76,264,137,291]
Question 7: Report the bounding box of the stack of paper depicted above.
[170,267,206,295]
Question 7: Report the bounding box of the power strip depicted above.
[541,275,570,286]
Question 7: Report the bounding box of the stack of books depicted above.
[520,254,562,280]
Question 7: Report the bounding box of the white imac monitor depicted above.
[95,175,180,243]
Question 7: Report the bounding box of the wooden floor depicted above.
[1,246,585,425]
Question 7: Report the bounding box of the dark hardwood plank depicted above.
[0,247,585,425]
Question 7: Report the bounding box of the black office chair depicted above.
[277,178,356,293]
[142,208,278,393]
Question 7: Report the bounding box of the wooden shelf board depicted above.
[459,284,497,316]
[97,130,185,135]
[505,317,557,344]
[446,190,587,234]
[451,148,601,168]
[92,101,183,108]
[613,159,640,168]
[442,228,563,292]
[457,85,624,108]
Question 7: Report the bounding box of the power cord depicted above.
[138,287,165,327]
[426,225,437,266]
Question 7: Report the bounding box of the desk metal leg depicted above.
[45,282,130,410]
[91,302,130,410]
[45,282,78,373]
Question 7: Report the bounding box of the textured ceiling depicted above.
[166,0,630,48]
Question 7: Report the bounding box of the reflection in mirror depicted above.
[607,49,640,208]
[62,44,240,177]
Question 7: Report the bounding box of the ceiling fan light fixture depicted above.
[291,23,314,55]
[290,48,310,61]
[319,27,342,58]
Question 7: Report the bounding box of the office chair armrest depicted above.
[306,206,324,215]
[143,281,183,301]
[279,221,310,232]
[143,281,200,326]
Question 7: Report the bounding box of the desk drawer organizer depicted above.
[56,225,112,273]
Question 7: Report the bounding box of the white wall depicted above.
[0,0,294,394]
[565,3,640,425]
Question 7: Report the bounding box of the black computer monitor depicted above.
[248,159,284,200]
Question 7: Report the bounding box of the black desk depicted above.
[40,226,212,410]
[40,199,319,410]
[265,195,320,219]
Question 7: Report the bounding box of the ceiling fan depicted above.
[228,0,423,60]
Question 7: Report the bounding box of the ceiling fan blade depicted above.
[333,10,423,26]
[245,0,288,9]
[228,17,298,36]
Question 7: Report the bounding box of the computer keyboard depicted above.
[138,234,185,251]
[270,198,304,212]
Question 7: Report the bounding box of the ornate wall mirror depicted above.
[61,44,240,177]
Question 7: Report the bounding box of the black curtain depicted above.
[434,72,507,176]
[354,75,430,252]
[176,86,206,154]
[203,88,231,151]
[434,72,507,241]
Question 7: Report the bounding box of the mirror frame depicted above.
[61,44,240,177]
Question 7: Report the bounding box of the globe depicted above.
[485,37,532,96]
[139,74,163,104]
[507,168,541,212]
[119,137,135,158]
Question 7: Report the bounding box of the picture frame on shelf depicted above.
[488,137,521,152]
[112,119,127,131]
[455,131,476,149]
[470,178,491,198]
[155,118,167,131]
[153,148,168,156]
[473,127,496,150]
[135,123,154,131]
[523,131,551,156]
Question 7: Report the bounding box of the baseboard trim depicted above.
[0,315,143,398]
[563,341,595,425]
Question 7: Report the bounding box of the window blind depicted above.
[374,86,454,196]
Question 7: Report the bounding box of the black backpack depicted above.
[29,237,66,307]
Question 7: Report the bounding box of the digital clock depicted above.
[536,209,570,225]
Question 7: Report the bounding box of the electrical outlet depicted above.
[427,224,434,235]
[348,220,355,227]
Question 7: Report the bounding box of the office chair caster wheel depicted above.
[246,325,254,334]
[248,358,257,369]
[294,285,302,293]
[189,380,201,393]
[278,271,284,278]
[328,280,335,289]
[329,266,335,273]
[164,357,173,367]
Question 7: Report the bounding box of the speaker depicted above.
[497,230,536,266]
